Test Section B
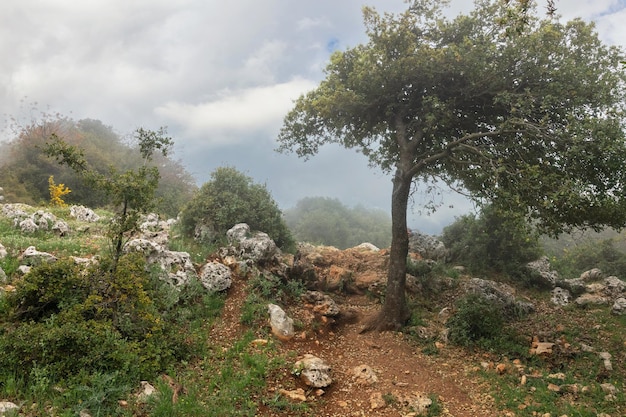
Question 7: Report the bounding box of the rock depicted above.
[525,256,559,288]
[612,297,626,315]
[32,210,56,229]
[19,218,38,233]
[600,382,618,395]
[20,246,57,266]
[465,278,535,315]
[198,261,232,293]
[396,392,432,415]
[369,392,386,410]
[574,293,609,307]
[352,365,378,386]
[52,220,70,236]
[137,381,156,402]
[70,205,101,222]
[17,265,31,275]
[124,239,197,287]
[408,231,447,261]
[599,352,613,371]
[0,266,6,283]
[580,268,603,282]
[293,354,332,388]
[557,278,587,296]
[0,243,8,259]
[603,276,626,298]
[226,223,280,264]
[0,401,19,414]
[268,303,294,341]
[551,287,571,306]
[301,291,340,317]
[279,388,307,402]
[353,242,380,252]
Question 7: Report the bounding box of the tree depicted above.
[277,0,626,330]
[179,166,295,251]
[44,128,173,266]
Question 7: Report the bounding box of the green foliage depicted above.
[241,272,305,327]
[552,238,626,279]
[43,128,174,264]
[179,166,295,251]
[447,294,506,348]
[0,116,195,217]
[283,196,391,249]
[441,205,543,278]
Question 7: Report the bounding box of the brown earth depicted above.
[211,247,502,417]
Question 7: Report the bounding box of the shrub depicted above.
[441,205,542,278]
[552,238,626,278]
[179,166,295,251]
[447,294,505,347]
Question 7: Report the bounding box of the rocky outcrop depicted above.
[199,261,232,293]
[525,256,560,288]
[224,223,281,264]
[70,205,101,222]
[19,246,58,266]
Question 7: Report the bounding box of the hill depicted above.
[0,203,625,416]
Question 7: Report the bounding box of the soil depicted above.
[211,248,502,417]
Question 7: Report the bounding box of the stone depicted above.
[603,276,626,298]
[0,401,19,414]
[408,230,447,261]
[198,261,232,293]
[465,278,535,315]
[70,205,101,222]
[0,243,8,259]
[20,246,57,266]
[551,287,571,306]
[557,278,587,296]
[137,381,156,402]
[19,218,38,233]
[599,352,613,371]
[0,266,6,283]
[52,220,70,236]
[574,293,609,307]
[293,354,332,388]
[525,256,559,288]
[226,223,280,264]
[352,364,378,386]
[301,291,340,316]
[580,268,603,281]
[353,242,380,252]
[279,388,307,402]
[396,392,432,415]
[268,303,294,341]
[612,297,626,315]
[600,383,618,395]
[370,392,386,410]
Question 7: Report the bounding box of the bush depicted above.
[441,205,543,277]
[447,294,505,347]
[179,166,295,251]
[552,238,626,279]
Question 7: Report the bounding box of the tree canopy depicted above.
[277,0,626,330]
[179,166,295,251]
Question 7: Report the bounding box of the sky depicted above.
[1,0,626,234]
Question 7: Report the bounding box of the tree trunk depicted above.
[363,166,412,332]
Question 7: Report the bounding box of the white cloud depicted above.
[155,77,316,144]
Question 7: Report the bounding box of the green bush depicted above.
[552,238,626,278]
[441,205,543,278]
[179,166,295,251]
[447,294,505,347]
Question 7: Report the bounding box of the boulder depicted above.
[226,223,280,264]
[352,242,380,252]
[32,210,56,229]
[574,293,609,307]
[268,303,294,341]
[580,268,603,282]
[603,276,626,298]
[125,238,197,287]
[19,218,38,233]
[558,278,587,296]
[0,243,7,259]
[293,354,332,388]
[465,278,535,315]
[20,246,57,266]
[70,205,101,222]
[351,364,378,386]
[551,287,571,306]
[52,220,70,237]
[525,256,559,288]
[612,297,626,315]
[0,401,19,414]
[408,231,447,261]
[198,261,232,293]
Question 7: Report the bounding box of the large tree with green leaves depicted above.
[277,0,626,331]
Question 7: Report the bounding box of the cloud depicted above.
[155,77,316,144]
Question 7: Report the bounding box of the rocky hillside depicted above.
[0,203,625,416]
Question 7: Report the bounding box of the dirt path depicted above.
[213,275,498,417]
